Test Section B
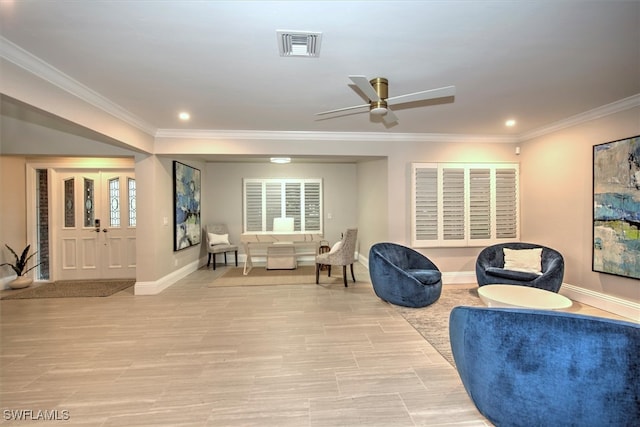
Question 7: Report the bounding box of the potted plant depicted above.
[1,244,42,289]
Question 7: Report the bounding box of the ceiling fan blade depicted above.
[316,103,370,116]
[382,108,399,125]
[387,85,456,106]
[349,75,380,101]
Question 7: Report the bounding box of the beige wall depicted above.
[520,107,640,303]
[1,112,136,157]
[0,156,27,272]
[357,158,388,261]
[135,155,207,283]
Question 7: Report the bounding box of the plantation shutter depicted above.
[413,167,438,241]
[469,168,491,239]
[495,168,518,238]
[442,168,465,240]
[243,178,323,233]
[265,182,282,232]
[245,181,263,232]
[411,163,519,247]
[285,182,301,231]
[304,182,321,232]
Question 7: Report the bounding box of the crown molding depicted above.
[519,93,640,142]
[154,128,519,144]
[0,36,157,135]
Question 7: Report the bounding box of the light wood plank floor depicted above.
[0,263,630,426]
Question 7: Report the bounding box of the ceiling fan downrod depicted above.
[369,77,388,115]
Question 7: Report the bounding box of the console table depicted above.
[240,233,323,275]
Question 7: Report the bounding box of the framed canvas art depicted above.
[592,135,640,279]
[173,161,201,251]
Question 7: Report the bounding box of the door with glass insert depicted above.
[56,170,136,280]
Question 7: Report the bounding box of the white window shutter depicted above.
[442,168,465,241]
[469,168,491,240]
[265,182,282,232]
[411,163,519,247]
[495,168,518,239]
[303,182,321,232]
[244,181,263,232]
[285,182,301,231]
[243,178,323,234]
[413,166,438,242]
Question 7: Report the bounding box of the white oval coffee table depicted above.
[478,284,572,310]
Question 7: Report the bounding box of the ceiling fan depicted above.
[317,75,456,125]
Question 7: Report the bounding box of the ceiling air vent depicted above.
[277,30,322,57]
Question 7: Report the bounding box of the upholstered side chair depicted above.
[315,228,358,287]
[205,224,238,270]
[369,242,442,308]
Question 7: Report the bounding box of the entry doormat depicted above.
[1,279,135,300]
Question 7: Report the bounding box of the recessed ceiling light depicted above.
[270,157,291,164]
[505,119,516,127]
[178,112,190,121]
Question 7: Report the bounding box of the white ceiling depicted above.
[1,1,639,138]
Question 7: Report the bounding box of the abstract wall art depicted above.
[173,161,201,251]
[593,135,640,279]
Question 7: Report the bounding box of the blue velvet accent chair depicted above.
[449,306,640,427]
[475,242,564,292]
[368,242,442,308]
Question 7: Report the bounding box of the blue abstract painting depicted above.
[593,135,640,279]
[173,161,201,251]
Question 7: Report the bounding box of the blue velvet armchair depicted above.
[368,242,442,308]
[450,306,640,427]
[475,242,564,292]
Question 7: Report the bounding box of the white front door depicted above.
[54,169,136,280]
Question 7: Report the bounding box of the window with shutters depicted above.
[411,163,519,247]
[243,178,323,233]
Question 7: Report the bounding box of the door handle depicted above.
[102,228,108,233]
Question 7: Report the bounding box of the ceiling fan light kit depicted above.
[370,104,388,115]
[317,75,456,125]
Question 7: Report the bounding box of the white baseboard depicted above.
[134,259,201,295]
[559,283,639,322]
[442,270,476,285]
[357,253,368,269]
